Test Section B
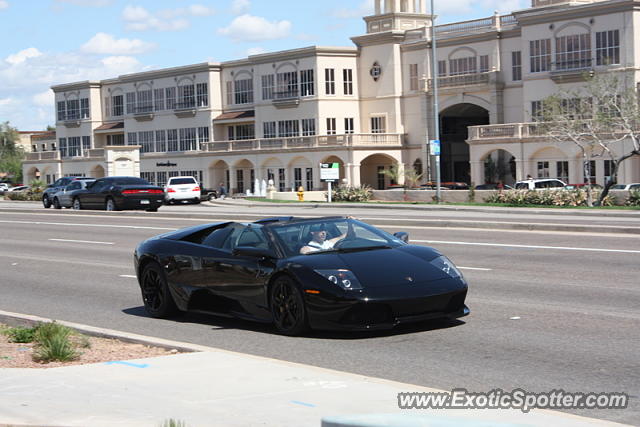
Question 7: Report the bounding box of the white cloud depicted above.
[332,0,373,19]
[246,47,266,56]
[231,0,250,15]
[32,90,54,107]
[0,1,9,10]
[80,33,155,55]
[55,0,113,7]
[123,4,215,32]
[5,48,43,65]
[218,14,291,42]
[0,97,14,107]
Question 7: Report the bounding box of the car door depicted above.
[59,182,79,206]
[199,224,275,318]
[81,179,107,208]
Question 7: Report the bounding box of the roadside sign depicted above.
[430,139,441,156]
[320,163,340,182]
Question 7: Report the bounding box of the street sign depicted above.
[320,162,340,182]
[430,139,441,156]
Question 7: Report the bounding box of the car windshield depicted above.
[267,218,405,257]
[169,178,196,185]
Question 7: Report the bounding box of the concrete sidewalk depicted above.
[0,311,630,427]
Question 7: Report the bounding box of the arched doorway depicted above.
[440,103,489,183]
[209,160,229,191]
[25,167,40,184]
[90,165,105,178]
[360,153,398,189]
[320,155,346,190]
[288,156,313,191]
[234,159,255,194]
[482,149,517,186]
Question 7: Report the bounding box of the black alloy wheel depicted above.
[53,198,62,209]
[42,195,51,208]
[72,197,82,210]
[140,262,178,318]
[105,198,117,211]
[270,276,308,336]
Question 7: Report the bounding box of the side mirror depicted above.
[232,246,273,258]
[393,232,409,243]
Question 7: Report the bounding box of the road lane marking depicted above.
[412,239,640,254]
[49,238,114,245]
[458,266,492,271]
[119,275,137,278]
[0,219,175,231]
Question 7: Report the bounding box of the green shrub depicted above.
[484,189,615,207]
[331,185,372,202]
[626,189,640,206]
[3,326,37,343]
[4,191,42,201]
[160,420,187,427]
[32,322,80,363]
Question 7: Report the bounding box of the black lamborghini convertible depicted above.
[134,216,469,335]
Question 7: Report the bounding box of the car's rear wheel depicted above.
[146,207,158,212]
[42,195,51,208]
[72,197,81,210]
[270,276,308,336]
[53,197,62,209]
[140,262,178,318]
[105,198,118,211]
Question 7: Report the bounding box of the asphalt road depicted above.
[1,201,638,424]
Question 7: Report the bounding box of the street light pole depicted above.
[430,0,441,202]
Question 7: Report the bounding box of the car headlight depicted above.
[430,256,463,278]
[314,269,363,291]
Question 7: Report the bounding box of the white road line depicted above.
[119,275,137,278]
[49,238,114,245]
[0,219,175,231]
[412,239,640,254]
[458,266,493,271]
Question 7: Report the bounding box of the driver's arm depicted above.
[328,219,355,244]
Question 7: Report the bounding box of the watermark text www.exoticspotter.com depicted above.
[398,389,629,413]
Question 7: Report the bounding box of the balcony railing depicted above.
[25,151,61,161]
[434,14,517,35]
[468,123,551,141]
[428,72,492,90]
[552,58,593,72]
[274,89,299,100]
[201,133,404,153]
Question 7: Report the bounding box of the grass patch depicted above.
[2,326,37,343]
[32,322,80,363]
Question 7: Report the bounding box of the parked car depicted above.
[164,176,201,204]
[564,183,603,190]
[8,185,29,192]
[51,179,96,209]
[610,183,640,191]
[514,178,566,190]
[71,176,164,212]
[134,216,469,335]
[474,183,513,190]
[42,176,95,208]
[0,183,10,192]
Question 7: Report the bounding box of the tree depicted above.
[0,122,25,184]
[0,121,20,156]
[382,163,424,201]
[538,73,640,206]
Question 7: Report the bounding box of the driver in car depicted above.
[300,220,355,254]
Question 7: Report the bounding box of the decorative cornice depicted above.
[515,0,636,25]
[52,81,102,92]
[351,31,409,47]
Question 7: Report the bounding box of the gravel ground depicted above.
[0,325,178,369]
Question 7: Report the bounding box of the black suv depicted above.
[42,177,95,208]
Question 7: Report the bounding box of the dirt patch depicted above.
[0,325,179,369]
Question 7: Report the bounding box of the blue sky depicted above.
[0,0,528,130]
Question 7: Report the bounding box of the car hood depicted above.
[295,245,454,288]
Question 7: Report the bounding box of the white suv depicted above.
[165,176,201,204]
[514,178,566,190]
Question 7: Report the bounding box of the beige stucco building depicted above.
[23,0,640,191]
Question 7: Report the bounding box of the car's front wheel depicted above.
[140,262,178,318]
[42,195,51,208]
[270,276,308,336]
[53,197,62,209]
[72,197,82,210]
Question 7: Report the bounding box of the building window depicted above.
[198,126,210,146]
[112,95,124,117]
[557,161,569,182]
[127,132,137,146]
[226,81,233,105]
[586,160,596,184]
[345,118,354,134]
[300,69,315,96]
[156,130,166,152]
[178,83,196,108]
[196,83,209,107]
[301,118,316,136]
[263,121,276,138]
[126,92,136,114]
[371,116,386,133]
[57,101,66,121]
[66,99,80,120]
[229,124,255,140]
[179,127,197,151]
[531,101,543,121]
[167,129,178,152]
[278,168,286,192]
[438,60,447,76]
[156,172,167,187]
[596,30,620,66]
[537,161,550,178]
[326,118,336,135]
[137,89,153,113]
[166,87,176,110]
[343,69,354,95]
[278,120,299,137]
[140,172,156,186]
[82,136,91,152]
[276,71,297,98]
[234,78,254,104]
[530,39,551,72]
[237,169,245,193]
[512,51,522,81]
[108,134,124,145]
[449,57,477,75]
[80,98,90,119]
[377,166,386,190]
[306,167,313,191]
[409,64,418,91]
[556,33,591,70]
[68,136,81,157]
[59,138,67,157]
[479,55,489,73]
[139,131,155,153]
[325,68,335,95]
[154,88,165,111]
[294,168,302,190]
[604,159,613,184]
[262,75,275,100]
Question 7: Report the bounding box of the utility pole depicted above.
[430,0,441,203]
